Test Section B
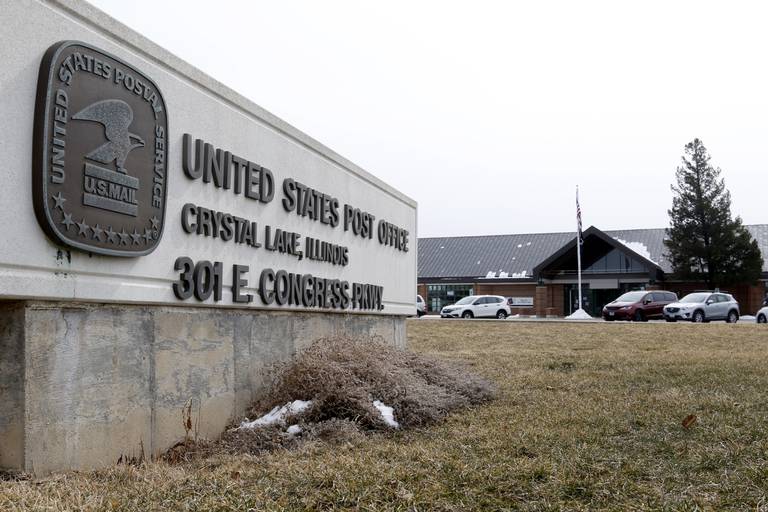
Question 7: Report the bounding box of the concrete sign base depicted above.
[0,302,405,474]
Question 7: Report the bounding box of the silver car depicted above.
[663,292,740,323]
[756,306,767,324]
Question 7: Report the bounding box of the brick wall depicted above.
[551,284,564,316]
[476,283,537,315]
[474,283,537,297]
[731,283,766,315]
[535,286,548,317]
[534,284,565,317]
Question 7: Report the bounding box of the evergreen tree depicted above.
[665,139,763,288]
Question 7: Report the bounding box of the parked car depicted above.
[756,306,767,324]
[663,292,740,323]
[602,290,678,321]
[416,295,426,317]
[441,295,511,319]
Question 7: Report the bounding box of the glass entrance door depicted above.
[565,283,590,316]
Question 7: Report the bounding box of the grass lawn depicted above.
[2,320,768,511]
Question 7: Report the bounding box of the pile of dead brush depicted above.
[164,336,494,462]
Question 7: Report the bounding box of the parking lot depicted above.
[417,314,763,324]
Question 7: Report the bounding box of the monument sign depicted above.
[0,0,416,474]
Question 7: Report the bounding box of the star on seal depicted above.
[51,192,66,211]
[91,224,104,241]
[77,218,90,237]
[119,228,130,245]
[106,226,117,244]
[61,212,74,231]
[130,229,142,245]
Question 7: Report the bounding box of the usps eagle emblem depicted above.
[33,41,168,257]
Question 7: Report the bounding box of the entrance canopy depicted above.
[533,226,664,282]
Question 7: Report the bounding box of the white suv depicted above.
[663,292,740,323]
[416,295,426,317]
[441,295,511,319]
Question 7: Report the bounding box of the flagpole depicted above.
[576,186,583,313]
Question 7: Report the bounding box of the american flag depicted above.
[576,187,583,245]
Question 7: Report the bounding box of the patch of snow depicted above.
[238,400,313,429]
[485,271,496,278]
[511,270,527,279]
[565,308,593,320]
[286,424,302,435]
[506,314,521,320]
[373,400,399,428]
[517,244,523,248]
[741,315,756,321]
[526,242,531,246]
[499,271,509,278]
[613,238,658,265]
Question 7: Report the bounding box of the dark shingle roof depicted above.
[603,228,671,272]
[418,232,573,280]
[418,225,768,279]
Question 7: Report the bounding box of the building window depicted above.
[426,284,473,312]
[585,249,646,273]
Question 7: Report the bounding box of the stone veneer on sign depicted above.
[0,302,405,474]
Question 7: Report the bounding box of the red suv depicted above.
[602,290,678,322]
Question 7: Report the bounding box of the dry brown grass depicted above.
[2,320,768,511]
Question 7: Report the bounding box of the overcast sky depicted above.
[89,0,767,238]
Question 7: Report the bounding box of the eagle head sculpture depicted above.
[72,99,145,174]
